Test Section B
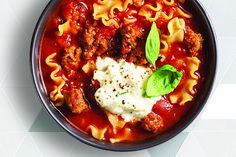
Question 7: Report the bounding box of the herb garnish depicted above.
[145,65,182,97]
[116,91,129,97]
[144,23,182,97]
[145,22,160,70]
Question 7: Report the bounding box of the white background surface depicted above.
[1,0,236,156]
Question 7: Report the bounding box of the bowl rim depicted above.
[30,0,217,151]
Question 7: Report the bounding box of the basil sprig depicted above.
[145,65,182,97]
[144,22,182,97]
[145,22,160,70]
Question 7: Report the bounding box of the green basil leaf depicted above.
[145,22,160,69]
[145,65,182,97]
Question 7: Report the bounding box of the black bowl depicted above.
[30,0,217,151]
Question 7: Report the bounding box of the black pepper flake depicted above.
[122,100,125,104]
[119,83,124,89]
[125,75,129,79]
[113,89,116,92]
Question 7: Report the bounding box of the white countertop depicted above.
[1,0,236,156]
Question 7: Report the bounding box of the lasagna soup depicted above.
[40,0,205,143]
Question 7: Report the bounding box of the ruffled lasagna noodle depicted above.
[93,0,132,28]
[45,53,66,106]
[138,1,162,22]
[169,57,200,105]
[159,17,185,61]
[56,19,80,36]
[160,10,173,20]
[106,112,125,134]
[162,17,185,43]
[86,112,127,142]
[87,125,108,140]
[163,0,175,6]
[124,10,138,23]
[109,128,131,143]
[176,7,192,18]
[56,20,71,36]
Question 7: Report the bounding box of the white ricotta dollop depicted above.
[93,57,161,122]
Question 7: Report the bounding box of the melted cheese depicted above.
[93,57,160,122]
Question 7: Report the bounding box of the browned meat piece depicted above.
[64,88,89,114]
[128,40,148,65]
[83,26,96,46]
[142,112,163,133]
[95,37,109,56]
[184,28,203,56]
[133,0,143,7]
[121,24,143,54]
[82,25,109,59]
[82,26,96,60]
[61,46,82,71]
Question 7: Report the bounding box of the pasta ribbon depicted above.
[160,40,168,52]
[101,18,119,28]
[160,11,173,20]
[162,17,185,43]
[138,1,162,22]
[56,19,80,36]
[45,53,66,106]
[163,0,175,6]
[176,7,192,18]
[93,0,132,27]
[87,125,108,140]
[106,112,126,134]
[159,40,168,61]
[169,57,200,105]
[109,128,131,143]
[124,10,137,23]
[56,20,71,36]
